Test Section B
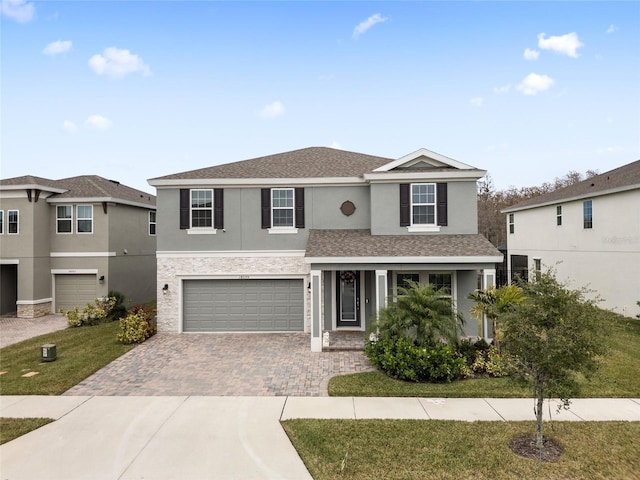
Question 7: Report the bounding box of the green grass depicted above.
[282,419,640,480]
[0,417,54,444]
[329,313,640,398]
[0,321,134,395]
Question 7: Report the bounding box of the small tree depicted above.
[374,281,463,347]
[500,271,607,455]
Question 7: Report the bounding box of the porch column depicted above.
[310,269,322,352]
[482,268,496,340]
[375,269,388,315]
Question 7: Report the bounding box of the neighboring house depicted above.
[148,147,503,351]
[0,175,157,318]
[503,160,640,317]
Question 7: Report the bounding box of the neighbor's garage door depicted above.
[56,274,97,312]
[183,279,304,332]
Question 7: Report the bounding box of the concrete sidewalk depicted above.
[1,396,639,480]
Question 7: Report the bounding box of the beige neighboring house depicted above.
[503,160,640,317]
[0,175,157,318]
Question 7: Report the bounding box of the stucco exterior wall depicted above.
[507,189,640,316]
[156,254,311,332]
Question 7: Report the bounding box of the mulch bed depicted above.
[509,434,564,462]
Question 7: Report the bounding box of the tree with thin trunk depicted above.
[468,284,525,349]
[500,271,606,456]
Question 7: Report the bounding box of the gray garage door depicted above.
[183,279,304,332]
[56,274,97,312]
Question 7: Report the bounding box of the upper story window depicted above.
[556,206,562,226]
[399,183,447,230]
[508,213,515,234]
[57,205,73,233]
[261,187,304,233]
[149,211,157,235]
[583,200,592,229]
[191,189,213,228]
[8,210,19,234]
[0,210,3,234]
[77,205,93,233]
[411,183,436,225]
[271,188,294,227]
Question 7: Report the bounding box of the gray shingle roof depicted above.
[0,175,155,206]
[305,229,503,260]
[150,147,393,180]
[504,159,640,212]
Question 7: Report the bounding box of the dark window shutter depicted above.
[437,182,448,226]
[214,189,224,229]
[261,188,271,229]
[295,188,305,228]
[399,183,410,227]
[179,189,190,229]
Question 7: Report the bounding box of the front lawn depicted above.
[329,313,640,397]
[282,419,640,480]
[0,418,53,445]
[0,320,134,395]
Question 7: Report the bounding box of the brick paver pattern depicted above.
[64,333,374,397]
[0,315,68,348]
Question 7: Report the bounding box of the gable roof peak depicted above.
[374,148,478,172]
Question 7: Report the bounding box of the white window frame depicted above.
[76,205,93,234]
[190,189,213,229]
[556,205,562,226]
[410,183,436,226]
[57,205,73,234]
[533,258,542,281]
[0,210,3,234]
[393,271,456,302]
[508,213,515,234]
[583,200,593,229]
[270,188,296,230]
[149,210,157,236]
[8,209,19,235]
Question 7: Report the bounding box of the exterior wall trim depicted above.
[0,259,19,265]
[51,269,99,274]
[305,255,504,264]
[16,297,53,305]
[51,252,116,257]
[157,250,305,258]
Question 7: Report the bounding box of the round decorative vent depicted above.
[340,200,356,216]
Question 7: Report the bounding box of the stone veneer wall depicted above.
[17,301,53,318]
[157,255,311,333]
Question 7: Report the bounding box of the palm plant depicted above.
[375,281,463,347]
[468,284,525,350]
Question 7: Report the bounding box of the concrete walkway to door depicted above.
[64,333,373,397]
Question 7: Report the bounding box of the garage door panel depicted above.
[56,274,97,312]
[183,279,303,332]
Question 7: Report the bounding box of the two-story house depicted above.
[503,160,640,317]
[148,147,503,351]
[0,175,157,318]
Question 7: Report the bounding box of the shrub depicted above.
[61,296,117,327]
[107,290,128,321]
[471,346,515,377]
[364,337,466,383]
[456,337,490,367]
[117,304,157,344]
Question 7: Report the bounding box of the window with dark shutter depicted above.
[399,183,410,227]
[214,189,224,229]
[295,188,305,228]
[436,182,448,226]
[179,189,190,229]
[261,188,271,229]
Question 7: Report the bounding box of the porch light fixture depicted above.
[307,282,311,292]
[99,275,105,283]
[162,284,169,294]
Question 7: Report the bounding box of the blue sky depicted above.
[2,1,639,194]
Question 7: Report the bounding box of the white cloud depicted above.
[537,32,584,58]
[523,48,540,60]
[43,40,72,56]
[470,97,484,107]
[606,117,613,124]
[516,73,555,95]
[353,13,387,39]
[85,115,112,131]
[330,141,342,149]
[88,47,151,79]
[1,0,35,23]
[259,101,285,119]
[493,84,511,94]
[606,24,618,34]
[62,120,78,133]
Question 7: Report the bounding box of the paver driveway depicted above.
[64,333,373,396]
